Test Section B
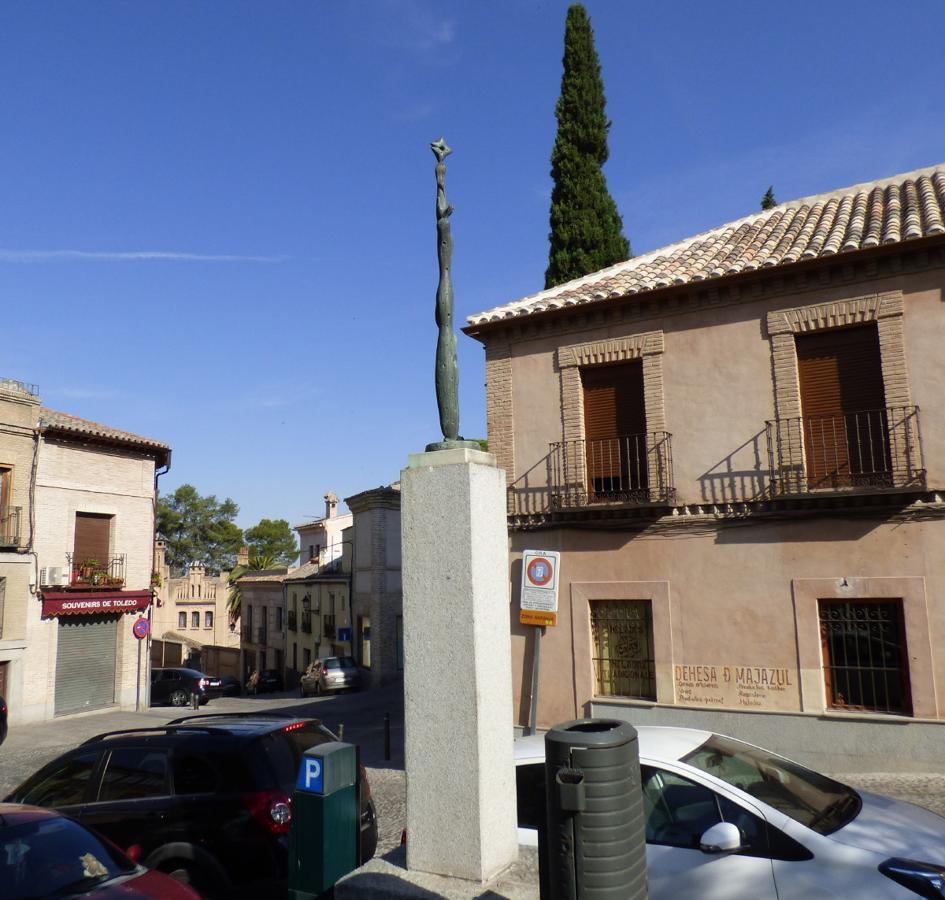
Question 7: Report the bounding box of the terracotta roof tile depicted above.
[40,407,169,452]
[467,163,945,327]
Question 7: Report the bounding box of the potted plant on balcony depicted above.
[79,558,100,584]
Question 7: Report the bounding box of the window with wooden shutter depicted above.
[73,513,112,568]
[795,325,890,489]
[581,362,648,500]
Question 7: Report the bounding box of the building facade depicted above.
[466,163,945,770]
[0,379,41,715]
[151,541,241,676]
[295,491,352,566]
[24,407,169,722]
[238,569,288,681]
[347,485,402,688]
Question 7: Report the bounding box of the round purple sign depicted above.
[132,617,150,640]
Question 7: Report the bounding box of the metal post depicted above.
[337,723,344,741]
[527,626,544,736]
[191,691,199,710]
[384,713,391,761]
[135,632,142,712]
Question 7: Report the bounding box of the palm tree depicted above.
[226,553,278,621]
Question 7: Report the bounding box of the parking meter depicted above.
[288,742,359,898]
[543,719,647,899]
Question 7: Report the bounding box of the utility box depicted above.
[544,719,647,899]
[289,742,359,899]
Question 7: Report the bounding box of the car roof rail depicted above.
[81,724,232,744]
[166,712,320,726]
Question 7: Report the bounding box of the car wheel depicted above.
[169,689,189,707]
[164,862,218,899]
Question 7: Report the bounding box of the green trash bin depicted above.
[288,742,359,899]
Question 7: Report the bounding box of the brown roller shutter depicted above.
[581,362,647,499]
[73,513,111,567]
[796,325,890,488]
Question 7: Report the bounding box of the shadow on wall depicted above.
[507,452,554,516]
[698,430,769,503]
[714,513,888,545]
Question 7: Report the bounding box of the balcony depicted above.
[66,553,126,589]
[0,506,20,547]
[254,626,268,645]
[324,616,336,639]
[301,611,312,634]
[766,406,925,496]
[548,433,675,510]
[241,623,252,641]
[288,610,297,632]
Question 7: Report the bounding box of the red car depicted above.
[0,803,200,899]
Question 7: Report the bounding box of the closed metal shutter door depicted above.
[55,615,118,715]
[796,325,889,487]
[581,362,647,495]
[73,514,111,567]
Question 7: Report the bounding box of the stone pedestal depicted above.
[400,448,518,882]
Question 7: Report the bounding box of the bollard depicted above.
[289,742,359,898]
[337,723,344,741]
[384,713,391,761]
[191,691,199,710]
[543,719,647,900]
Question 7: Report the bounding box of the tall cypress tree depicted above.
[761,186,777,210]
[545,4,629,289]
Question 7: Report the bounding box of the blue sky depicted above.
[3,0,944,527]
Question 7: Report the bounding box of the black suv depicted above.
[150,667,211,707]
[4,714,378,898]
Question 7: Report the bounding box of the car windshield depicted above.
[682,735,861,834]
[324,657,356,670]
[0,816,133,899]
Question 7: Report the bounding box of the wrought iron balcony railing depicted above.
[323,616,336,639]
[66,553,126,589]
[254,625,268,645]
[301,611,312,634]
[766,406,924,496]
[287,610,298,632]
[549,432,675,509]
[241,624,252,641]
[0,506,21,547]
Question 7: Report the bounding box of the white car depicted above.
[515,726,945,899]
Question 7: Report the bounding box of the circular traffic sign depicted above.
[132,617,150,640]
[526,557,554,587]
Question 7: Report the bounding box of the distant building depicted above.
[295,491,352,566]
[347,485,402,688]
[150,541,241,678]
[238,567,289,682]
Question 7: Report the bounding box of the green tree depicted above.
[761,186,777,210]
[226,552,279,621]
[156,484,243,575]
[243,518,298,567]
[545,3,630,289]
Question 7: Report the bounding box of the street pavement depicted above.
[2,685,945,859]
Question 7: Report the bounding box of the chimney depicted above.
[238,546,250,567]
[324,491,339,520]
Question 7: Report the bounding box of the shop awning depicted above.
[41,590,152,618]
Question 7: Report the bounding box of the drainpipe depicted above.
[144,452,171,711]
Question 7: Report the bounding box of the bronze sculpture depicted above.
[426,138,480,453]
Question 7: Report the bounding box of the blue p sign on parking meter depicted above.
[298,757,324,794]
[289,742,359,898]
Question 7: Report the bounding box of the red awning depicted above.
[41,590,152,618]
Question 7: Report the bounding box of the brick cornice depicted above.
[766,290,903,336]
[557,331,664,369]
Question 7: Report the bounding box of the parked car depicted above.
[5,713,377,898]
[149,668,210,707]
[0,695,7,744]
[204,675,241,698]
[299,656,362,696]
[515,725,945,899]
[0,803,200,899]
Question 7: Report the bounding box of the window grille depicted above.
[589,599,656,700]
[819,599,910,715]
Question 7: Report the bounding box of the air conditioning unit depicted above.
[42,566,68,586]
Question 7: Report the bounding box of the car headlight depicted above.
[880,858,945,898]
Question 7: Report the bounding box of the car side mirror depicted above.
[700,821,742,854]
